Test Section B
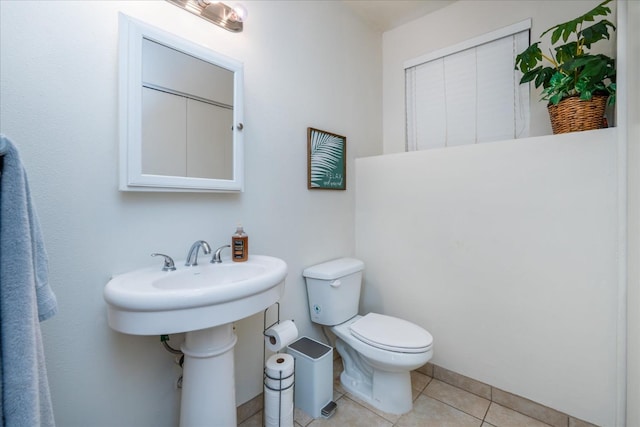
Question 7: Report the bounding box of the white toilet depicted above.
[302,258,433,415]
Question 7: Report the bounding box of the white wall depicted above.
[382,0,617,154]
[0,1,381,426]
[355,129,618,426]
[624,0,640,425]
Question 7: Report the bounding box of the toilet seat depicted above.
[349,313,433,354]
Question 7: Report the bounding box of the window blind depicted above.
[406,22,530,151]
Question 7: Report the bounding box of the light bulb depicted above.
[232,3,248,22]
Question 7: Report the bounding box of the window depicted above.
[405,20,531,151]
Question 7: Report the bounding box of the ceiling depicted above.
[343,0,457,32]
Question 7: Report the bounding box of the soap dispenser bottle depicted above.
[231,224,248,262]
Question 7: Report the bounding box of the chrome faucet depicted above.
[185,240,212,266]
[211,245,230,263]
[151,253,176,271]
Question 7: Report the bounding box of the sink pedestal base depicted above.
[180,324,238,427]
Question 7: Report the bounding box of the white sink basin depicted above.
[104,255,287,335]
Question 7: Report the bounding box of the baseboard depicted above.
[418,362,599,427]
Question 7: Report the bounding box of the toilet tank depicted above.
[302,258,364,326]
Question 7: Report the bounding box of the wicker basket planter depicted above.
[547,95,608,134]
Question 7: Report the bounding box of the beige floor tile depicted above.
[433,365,492,400]
[492,388,567,427]
[332,358,346,396]
[307,396,393,427]
[485,403,553,427]
[333,357,343,378]
[481,423,497,427]
[411,370,432,393]
[411,386,421,402]
[342,392,403,424]
[411,371,431,401]
[236,393,262,424]
[333,373,346,397]
[294,407,314,426]
[416,362,434,377]
[395,395,483,427]
[237,411,262,427]
[246,409,305,427]
[424,379,490,419]
[569,417,600,427]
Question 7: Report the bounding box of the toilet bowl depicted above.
[302,258,434,415]
[332,314,432,414]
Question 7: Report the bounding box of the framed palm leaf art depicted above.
[307,127,347,190]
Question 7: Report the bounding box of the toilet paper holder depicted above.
[263,303,296,427]
[263,302,287,357]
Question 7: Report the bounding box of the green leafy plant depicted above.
[515,0,616,106]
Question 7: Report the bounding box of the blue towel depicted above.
[0,135,57,427]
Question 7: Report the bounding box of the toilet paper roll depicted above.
[264,353,294,427]
[264,320,298,352]
[264,384,294,427]
[264,353,295,390]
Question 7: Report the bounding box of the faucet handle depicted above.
[151,253,176,271]
[211,245,231,263]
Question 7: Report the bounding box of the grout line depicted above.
[341,394,397,425]
[423,377,559,427]
[431,364,575,427]
[419,385,487,423]
[482,400,491,422]
[244,366,578,427]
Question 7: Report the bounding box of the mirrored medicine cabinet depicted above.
[119,14,244,192]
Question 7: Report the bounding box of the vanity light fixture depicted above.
[166,0,248,32]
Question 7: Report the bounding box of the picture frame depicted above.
[307,127,347,190]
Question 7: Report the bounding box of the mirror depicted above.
[118,14,244,192]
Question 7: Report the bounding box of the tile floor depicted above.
[238,358,558,427]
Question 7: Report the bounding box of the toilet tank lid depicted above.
[302,258,364,280]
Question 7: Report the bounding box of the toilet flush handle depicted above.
[330,280,341,288]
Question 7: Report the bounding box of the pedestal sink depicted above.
[104,255,287,426]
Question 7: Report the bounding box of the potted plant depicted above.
[515,0,616,134]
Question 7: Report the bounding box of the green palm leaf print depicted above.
[309,129,345,188]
